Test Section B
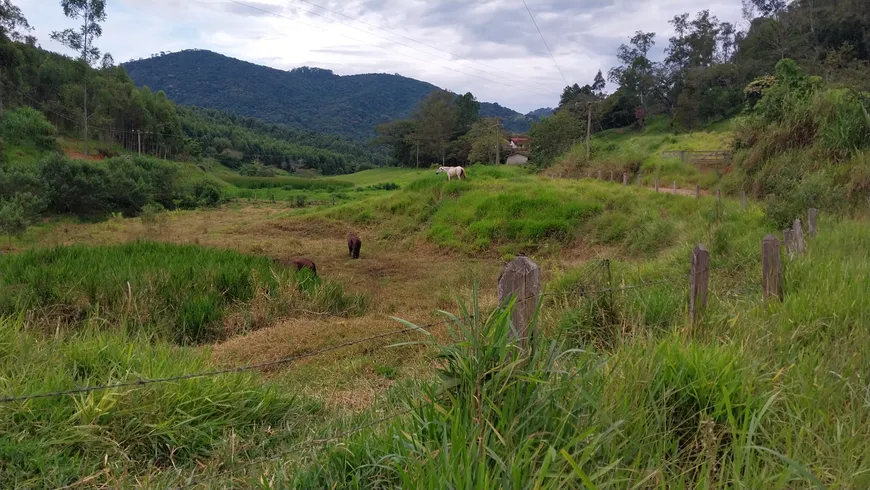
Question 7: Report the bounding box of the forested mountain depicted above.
[0,38,380,173]
[122,50,539,139]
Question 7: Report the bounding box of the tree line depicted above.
[530,0,870,164]
[0,0,379,175]
[374,90,512,167]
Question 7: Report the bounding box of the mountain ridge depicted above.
[122,49,549,140]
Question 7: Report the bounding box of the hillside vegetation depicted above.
[123,50,544,139]
[0,38,378,174]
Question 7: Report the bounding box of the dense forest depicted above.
[122,50,546,139]
[530,0,870,163]
[0,6,379,175]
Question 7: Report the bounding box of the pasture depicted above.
[2,166,870,488]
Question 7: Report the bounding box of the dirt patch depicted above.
[63,148,104,161]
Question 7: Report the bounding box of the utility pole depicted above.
[585,102,592,161]
[416,141,419,168]
[495,117,500,165]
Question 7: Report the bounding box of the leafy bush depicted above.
[0,192,45,236]
[176,180,222,209]
[0,107,57,150]
[238,160,277,177]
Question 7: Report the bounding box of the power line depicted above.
[222,0,555,98]
[521,0,569,87]
[0,318,450,404]
[288,0,558,92]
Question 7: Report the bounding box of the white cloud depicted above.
[17,0,744,113]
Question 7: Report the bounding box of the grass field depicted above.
[549,115,736,189]
[3,145,870,487]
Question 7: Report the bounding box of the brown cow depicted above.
[273,257,317,277]
[347,232,362,259]
[291,258,317,276]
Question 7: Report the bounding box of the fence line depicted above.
[0,318,454,404]
[174,404,423,489]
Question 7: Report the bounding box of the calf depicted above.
[347,232,362,259]
[291,258,317,276]
[274,257,317,277]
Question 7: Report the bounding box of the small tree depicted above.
[50,0,108,157]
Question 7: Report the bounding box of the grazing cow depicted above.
[273,257,317,277]
[291,258,317,277]
[347,232,362,259]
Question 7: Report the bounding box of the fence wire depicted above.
[1,317,452,404]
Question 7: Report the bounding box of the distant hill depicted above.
[122,50,541,140]
[526,107,554,120]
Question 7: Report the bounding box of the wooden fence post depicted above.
[695,184,700,199]
[655,178,659,192]
[783,227,795,257]
[637,174,641,187]
[673,181,677,194]
[610,171,614,182]
[762,235,783,301]
[808,208,818,236]
[689,244,709,325]
[497,256,541,351]
[598,170,602,180]
[623,173,628,185]
[792,219,806,254]
[741,191,747,210]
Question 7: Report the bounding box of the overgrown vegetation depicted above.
[0,241,368,344]
[0,315,321,487]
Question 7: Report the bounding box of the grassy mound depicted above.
[0,241,368,343]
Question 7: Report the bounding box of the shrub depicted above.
[0,192,45,236]
[176,180,222,209]
[38,154,188,216]
[238,160,277,177]
[0,107,57,150]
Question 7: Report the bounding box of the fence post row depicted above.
[498,256,541,352]
[689,244,709,325]
[761,234,784,301]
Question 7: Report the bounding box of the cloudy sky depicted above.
[18,0,744,113]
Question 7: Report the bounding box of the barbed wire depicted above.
[0,317,452,404]
[174,403,423,489]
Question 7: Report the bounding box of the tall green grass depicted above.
[0,316,321,488]
[0,241,368,343]
[221,174,354,191]
[287,282,859,488]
